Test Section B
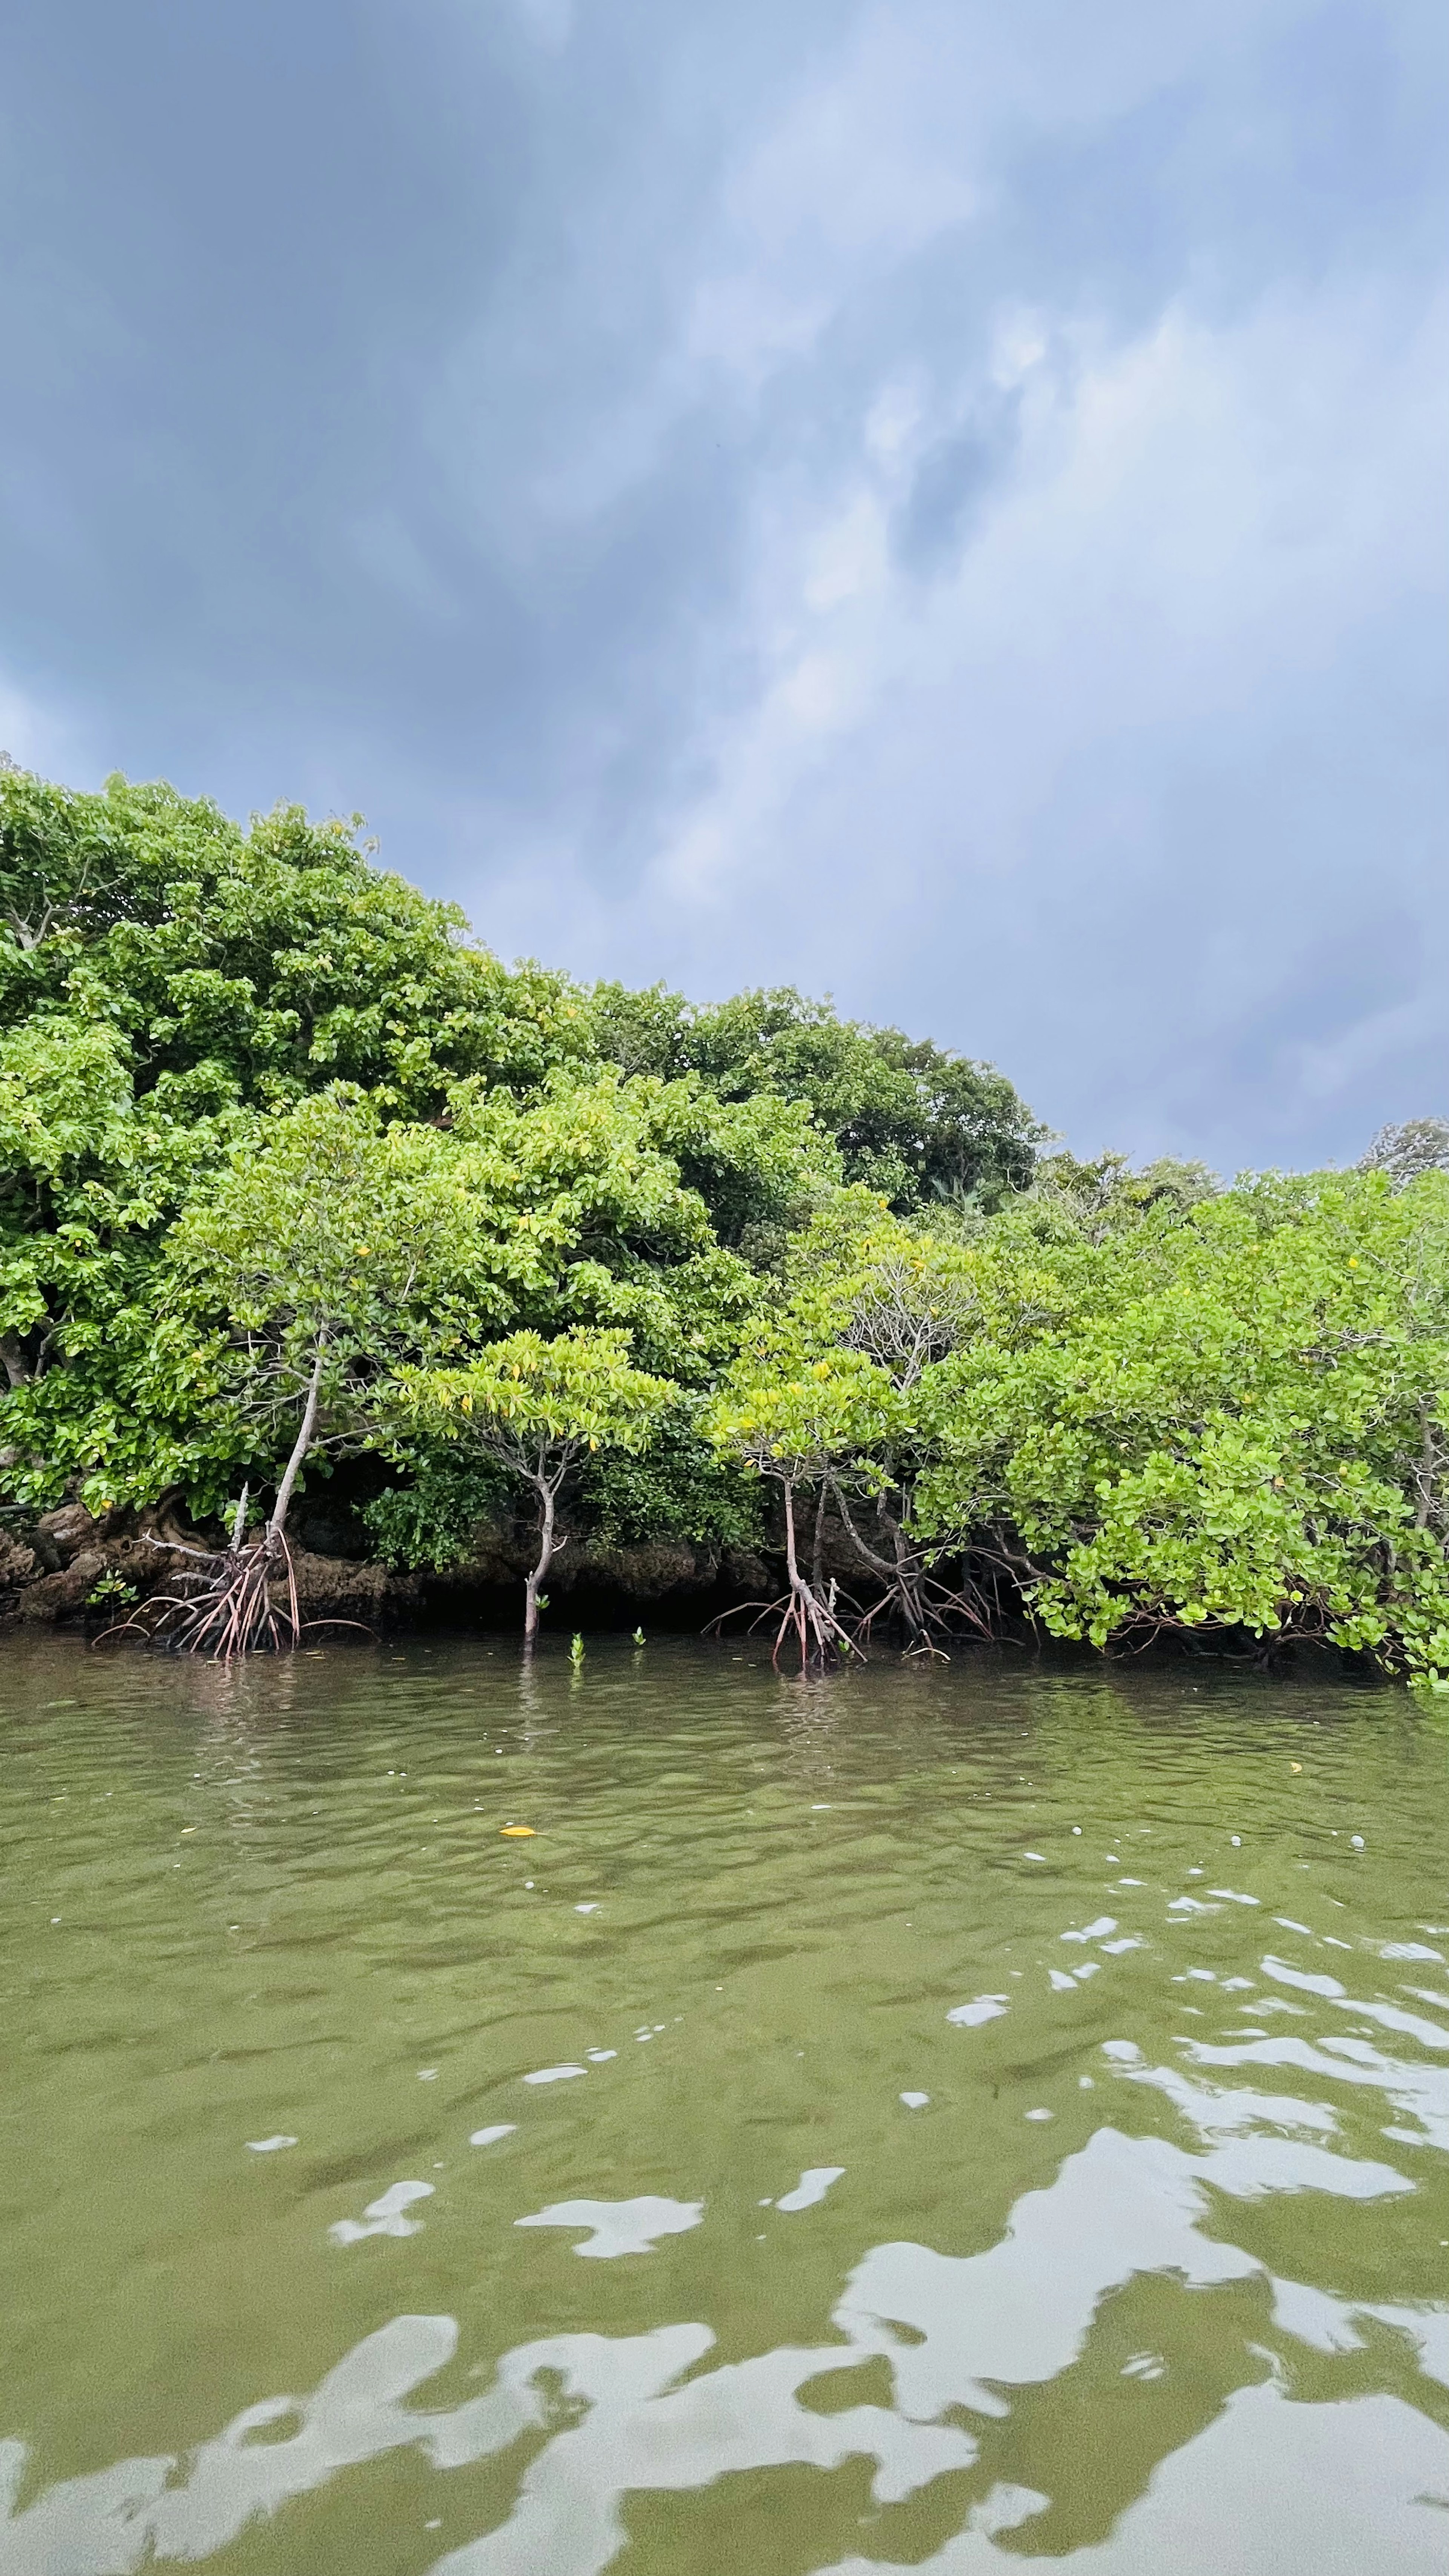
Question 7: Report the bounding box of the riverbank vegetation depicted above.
[2,763,1446,1680]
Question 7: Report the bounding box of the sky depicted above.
[0,0,1444,1171]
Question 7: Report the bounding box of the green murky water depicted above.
[1,1635,1446,2573]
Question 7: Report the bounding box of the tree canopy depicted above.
[589,980,1044,1212]
[705,1169,1449,1680]
[0,767,589,1114]
[393,1327,672,1639]
[3,759,1446,1682]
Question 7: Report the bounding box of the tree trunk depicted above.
[832,1483,924,1635]
[782,1475,801,1594]
[780,1476,852,1667]
[266,1344,326,1547]
[523,1478,560,1646]
[1415,1403,1440,1530]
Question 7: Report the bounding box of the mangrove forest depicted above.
[1,762,1446,1680]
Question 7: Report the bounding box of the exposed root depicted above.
[768,1569,862,1671]
[707,1581,865,1671]
[708,1476,869,1672]
[98,1351,351,1659]
[707,1476,1036,1666]
[97,1528,303,1658]
[829,1484,1004,1658]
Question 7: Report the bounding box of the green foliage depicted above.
[155,1084,520,1521]
[583,1413,765,1550]
[442,1067,784,1367]
[0,1009,257,1511]
[1020,1150,1221,1242]
[0,763,597,1512]
[171,1087,500,1358]
[709,1342,907,1490]
[363,1452,509,1573]
[4,758,1448,1687]
[0,765,591,1116]
[85,1569,137,1612]
[0,1013,142,1389]
[912,1170,1449,1678]
[397,1328,673,1470]
[703,1171,1449,1680]
[590,981,1043,1212]
[628,1072,837,1254]
[395,1326,676,1635]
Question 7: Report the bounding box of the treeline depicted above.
[1,764,1446,1680]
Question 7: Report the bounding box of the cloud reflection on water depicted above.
[3,2093,1446,2574]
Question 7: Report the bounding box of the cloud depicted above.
[630,275,1449,1161]
[0,0,1444,1166]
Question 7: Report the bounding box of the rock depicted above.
[0,1532,37,1595]
[135,1498,212,1551]
[34,1502,103,1566]
[564,1540,712,1601]
[15,1549,107,1622]
[0,1508,777,1636]
[288,1550,423,1630]
[109,1537,185,1591]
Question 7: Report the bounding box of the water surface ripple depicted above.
[2,1636,1446,2571]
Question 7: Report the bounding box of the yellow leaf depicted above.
[500,1824,536,1837]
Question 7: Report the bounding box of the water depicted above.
[2,1635,1446,2573]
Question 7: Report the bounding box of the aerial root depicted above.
[96,1529,301,1659]
[708,1578,864,1673]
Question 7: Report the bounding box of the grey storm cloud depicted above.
[0,0,1445,1169]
